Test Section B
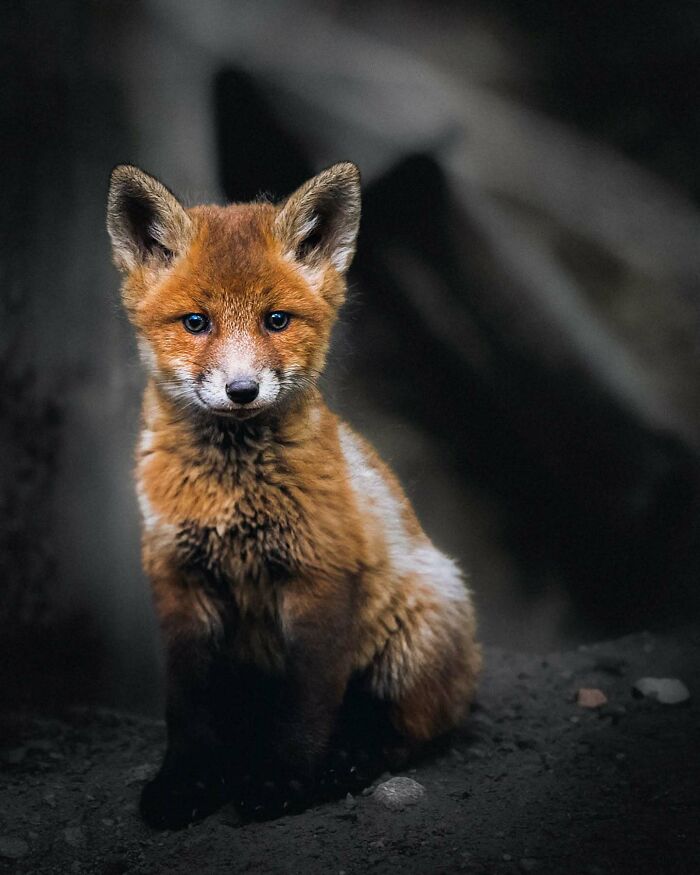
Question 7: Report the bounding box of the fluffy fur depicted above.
[107,162,480,828]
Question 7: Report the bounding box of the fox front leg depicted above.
[140,579,231,829]
[237,583,355,819]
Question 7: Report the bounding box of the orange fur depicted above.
[107,163,480,823]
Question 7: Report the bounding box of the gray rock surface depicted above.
[0,630,698,874]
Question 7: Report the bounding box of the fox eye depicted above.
[265,311,291,332]
[182,313,210,334]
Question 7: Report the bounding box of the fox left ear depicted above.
[275,162,361,275]
[107,165,193,272]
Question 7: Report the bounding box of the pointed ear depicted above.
[106,165,193,272]
[275,162,361,275]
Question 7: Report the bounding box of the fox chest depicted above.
[139,447,316,668]
[174,505,301,590]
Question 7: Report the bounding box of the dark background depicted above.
[2,0,700,715]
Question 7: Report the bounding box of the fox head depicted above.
[107,163,360,421]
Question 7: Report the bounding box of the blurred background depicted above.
[2,0,700,715]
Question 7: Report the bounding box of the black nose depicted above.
[225,379,259,404]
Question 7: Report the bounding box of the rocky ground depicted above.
[1,628,698,875]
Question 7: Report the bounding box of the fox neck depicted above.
[147,377,324,456]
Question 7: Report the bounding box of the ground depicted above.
[1,629,698,875]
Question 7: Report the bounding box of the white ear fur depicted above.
[275,162,361,275]
[106,165,193,272]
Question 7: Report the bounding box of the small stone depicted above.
[372,776,426,811]
[63,827,85,847]
[344,793,356,809]
[0,837,29,859]
[632,677,690,705]
[520,859,540,872]
[577,688,608,709]
[43,793,57,808]
[502,853,512,861]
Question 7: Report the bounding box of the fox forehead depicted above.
[141,202,331,327]
[187,202,277,280]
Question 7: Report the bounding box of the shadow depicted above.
[214,68,313,202]
[353,153,700,635]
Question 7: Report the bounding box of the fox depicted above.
[106,161,480,828]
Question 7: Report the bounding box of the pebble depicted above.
[577,688,608,709]
[520,859,540,872]
[372,777,426,811]
[0,837,29,860]
[632,677,690,705]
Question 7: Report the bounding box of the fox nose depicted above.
[225,379,259,405]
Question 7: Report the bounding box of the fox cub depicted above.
[107,162,480,828]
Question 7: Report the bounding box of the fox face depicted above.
[107,164,360,420]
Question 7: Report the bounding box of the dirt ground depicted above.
[1,628,698,875]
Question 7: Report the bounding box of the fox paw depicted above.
[140,770,229,830]
[235,774,310,821]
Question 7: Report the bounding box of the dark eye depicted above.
[182,313,210,334]
[265,311,291,332]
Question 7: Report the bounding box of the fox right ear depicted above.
[275,162,361,276]
[106,165,193,272]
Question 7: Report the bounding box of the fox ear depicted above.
[275,162,361,275]
[107,165,193,272]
